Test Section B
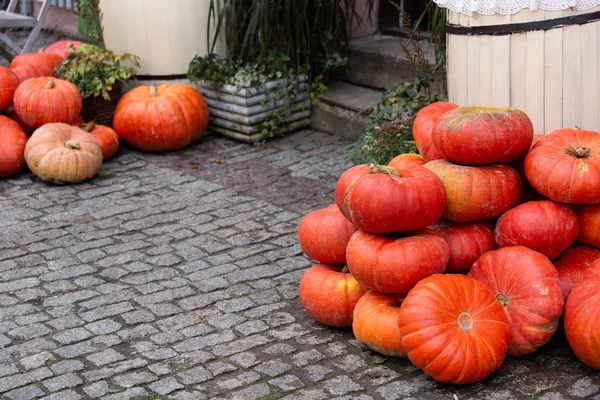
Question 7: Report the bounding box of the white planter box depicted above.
[196,75,311,143]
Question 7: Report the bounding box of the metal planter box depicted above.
[196,75,311,143]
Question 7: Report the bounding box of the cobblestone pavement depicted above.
[1,129,600,400]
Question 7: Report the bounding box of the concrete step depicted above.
[311,80,385,141]
[335,34,436,90]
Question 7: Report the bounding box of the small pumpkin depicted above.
[10,51,62,71]
[564,260,600,369]
[45,40,84,59]
[578,204,600,249]
[425,160,523,223]
[469,246,564,356]
[524,128,600,204]
[398,274,510,384]
[553,244,600,300]
[13,78,82,129]
[428,220,497,274]
[335,164,447,233]
[298,263,368,327]
[388,153,425,169]
[298,204,357,264]
[80,121,119,160]
[10,63,54,83]
[412,101,459,162]
[352,291,406,358]
[346,229,449,293]
[24,123,103,184]
[432,106,534,165]
[0,116,28,178]
[494,200,579,260]
[0,66,20,111]
[113,84,210,152]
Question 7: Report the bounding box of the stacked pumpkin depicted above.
[298,103,600,384]
[0,41,210,184]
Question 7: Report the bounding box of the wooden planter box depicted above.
[196,75,311,143]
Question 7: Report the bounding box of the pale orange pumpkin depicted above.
[24,123,103,184]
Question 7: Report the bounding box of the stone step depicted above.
[311,80,385,141]
[335,33,436,90]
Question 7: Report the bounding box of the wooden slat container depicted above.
[447,6,600,133]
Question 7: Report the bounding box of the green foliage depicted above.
[76,0,104,46]
[55,44,139,100]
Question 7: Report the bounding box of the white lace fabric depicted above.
[435,0,600,15]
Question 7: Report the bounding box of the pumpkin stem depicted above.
[150,85,159,97]
[496,293,510,307]
[66,41,73,48]
[65,140,81,150]
[457,312,474,331]
[566,146,593,158]
[367,164,403,179]
[81,121,96,132]
[341,265,349,273]
[44,79,55,90]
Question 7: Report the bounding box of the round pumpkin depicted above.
[0,66,19,111]
[469,246,564,356]
[346,229,449,293]
[298,204,357,264]
[412,101,459,162]
[578,204,600,249]
[11,63,54,83]
[113,84,210,152]
[335,164,447,234]
[425,160,523,223]
[13,78,82,129]
[10,51,62,71]
[24,123,103,184]
[298,263,368,327]
[564,260,600,369]
[553,244,600,301]
[524,128,600,204]
[432,106,534,165]
[0,116,28,178]
[3,105,34,135]
[398,274,510,385]
[80,121,119,160]
[352,291,406,358]
[388,153,425,169]
[45,40,83,59]
[428,220,496,274]
[494,200,579,260]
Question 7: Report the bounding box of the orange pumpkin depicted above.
[0,116,28,178]
[11,63,54,83]
[24,123,103,184]
[412,101,459,162]
[80,121,119,160]
[45,40,83,59]
[10,51,62,71]
[388,153,425,169]
[0,66,19,111]
[113,84,210,152]
[13,78,82,129]
[578,204,600,249]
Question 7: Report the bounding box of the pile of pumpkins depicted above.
[298,103,600,385]
[0,41,209,184]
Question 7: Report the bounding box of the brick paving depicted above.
[1,128,599,400]
[0,29,599,400]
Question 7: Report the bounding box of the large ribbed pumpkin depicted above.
[335,164,447,233]
[10,51,62,71]
[13,78,82,129]
[398,274,510,384]
[24,123,103,184]
[425,160,523,223]
[0,116,28,178]
[553,244,600,301]
[524,128,600,204]
[564,260,600,369]
[0,66,20,111]
[578,204,600,249]
[432,106,534,165]
[469,246,564,356]
[10,63,54,83]
[412,101,458,162]
[113,84,210,152]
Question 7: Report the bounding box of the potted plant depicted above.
[54,44,139,127]
[188,53,311,143]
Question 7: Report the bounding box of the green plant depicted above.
[55,44,139,100]
[346,4,446,165]
[77,0,104,46]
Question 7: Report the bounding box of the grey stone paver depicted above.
[1,30,600,399]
